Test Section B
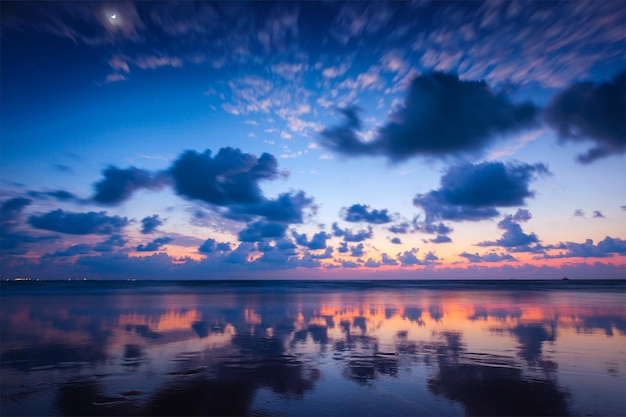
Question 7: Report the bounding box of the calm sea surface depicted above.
[1,280,625,416]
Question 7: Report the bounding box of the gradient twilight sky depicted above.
[1,0,625,280]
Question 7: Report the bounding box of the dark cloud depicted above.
[397,249,422,266]
[320,72,538,161]
[545,71,626,164]
[170,147,280,206]
[311,247,333,259]
[415,221,453,235]
[349,243,365,257]
[381,253,398,265]
[227,191,313,223]
[0,198,60,254]
[1,197,32,225]
[338,259,360,268]
[337,242,349,253]
[593,210,605,219]
[28,190,78,202]
[136,237,174,252]
[390,237,402,244]
[198,238,232,254]
[430,235,452,244]
[459,252,517,263]
[292,231,331,250]
[238,221,287,242]
[44,243,94,258]
[396,248,436,266]
[94,234,127,252]
[318,107,371,156]
[28,209,128,235]
[341,204,392,224]
[93,166,168,205]
[413,161,549,222]
[512,209,532,223]
[364,258,381,267]
[224,243,255,264]
[170,148,313,226]
[140,214,164,234]
[388,222,410,234]
[541,236,626,259]
[478,210,539,248]
[331,222,373,242]
[574,209,585,217]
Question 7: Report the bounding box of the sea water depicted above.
[1,280,624,416]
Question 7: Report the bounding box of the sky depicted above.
[1,0,625,280]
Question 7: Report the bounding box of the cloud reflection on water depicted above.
[1,284,625,416]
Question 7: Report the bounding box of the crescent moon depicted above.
[111,13,117,19]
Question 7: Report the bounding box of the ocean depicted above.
[1,280,625,416]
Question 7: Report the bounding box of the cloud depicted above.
[320,72,538,161]
[226,191,313,224]
[415,221,453,235]
[390,237,402,244]
[331,223,373,242]
[459,252,517,263]
[93,166,168,205]
[413,161,550,222]
[134,55,182,70]
[430,235,452,244]
[136,237,174,252]
[109,55,130,73]
[396,248,440,267]
[593,211,605,219]
[28,210,128,235]
[44,243,94,258]
[140,215,164,234]
[319,107,370,156]
[544,71,626,164]
[0,198,61,254]
[541,236,626,259]
[1,197,32,226]
[322,62,351,79]
[238,221,287,242]
[169,147,279,205]
[332,2,394,44]
[341,204,392,224]
[2,1,145,45]
[364,258,381,267]
[574,209,585,217]
[349,243,365,257]
[28,190,78,202]
[337,242,349,253]
[256,5,299,52]
[311,247,333,259]
[477,210,539,248]
[105,73,126,83]
[337,259,361,268]
[388,222,410,234]
[292,231,331,250]
[397,249,422,266]
[94,234,126,252]
[381,253,398,265]
[198,238,232,254]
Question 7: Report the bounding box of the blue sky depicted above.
[1,0,625,279]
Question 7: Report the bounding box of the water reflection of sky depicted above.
[1,286,625,416]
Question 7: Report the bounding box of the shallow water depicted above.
[1,280,625,416]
